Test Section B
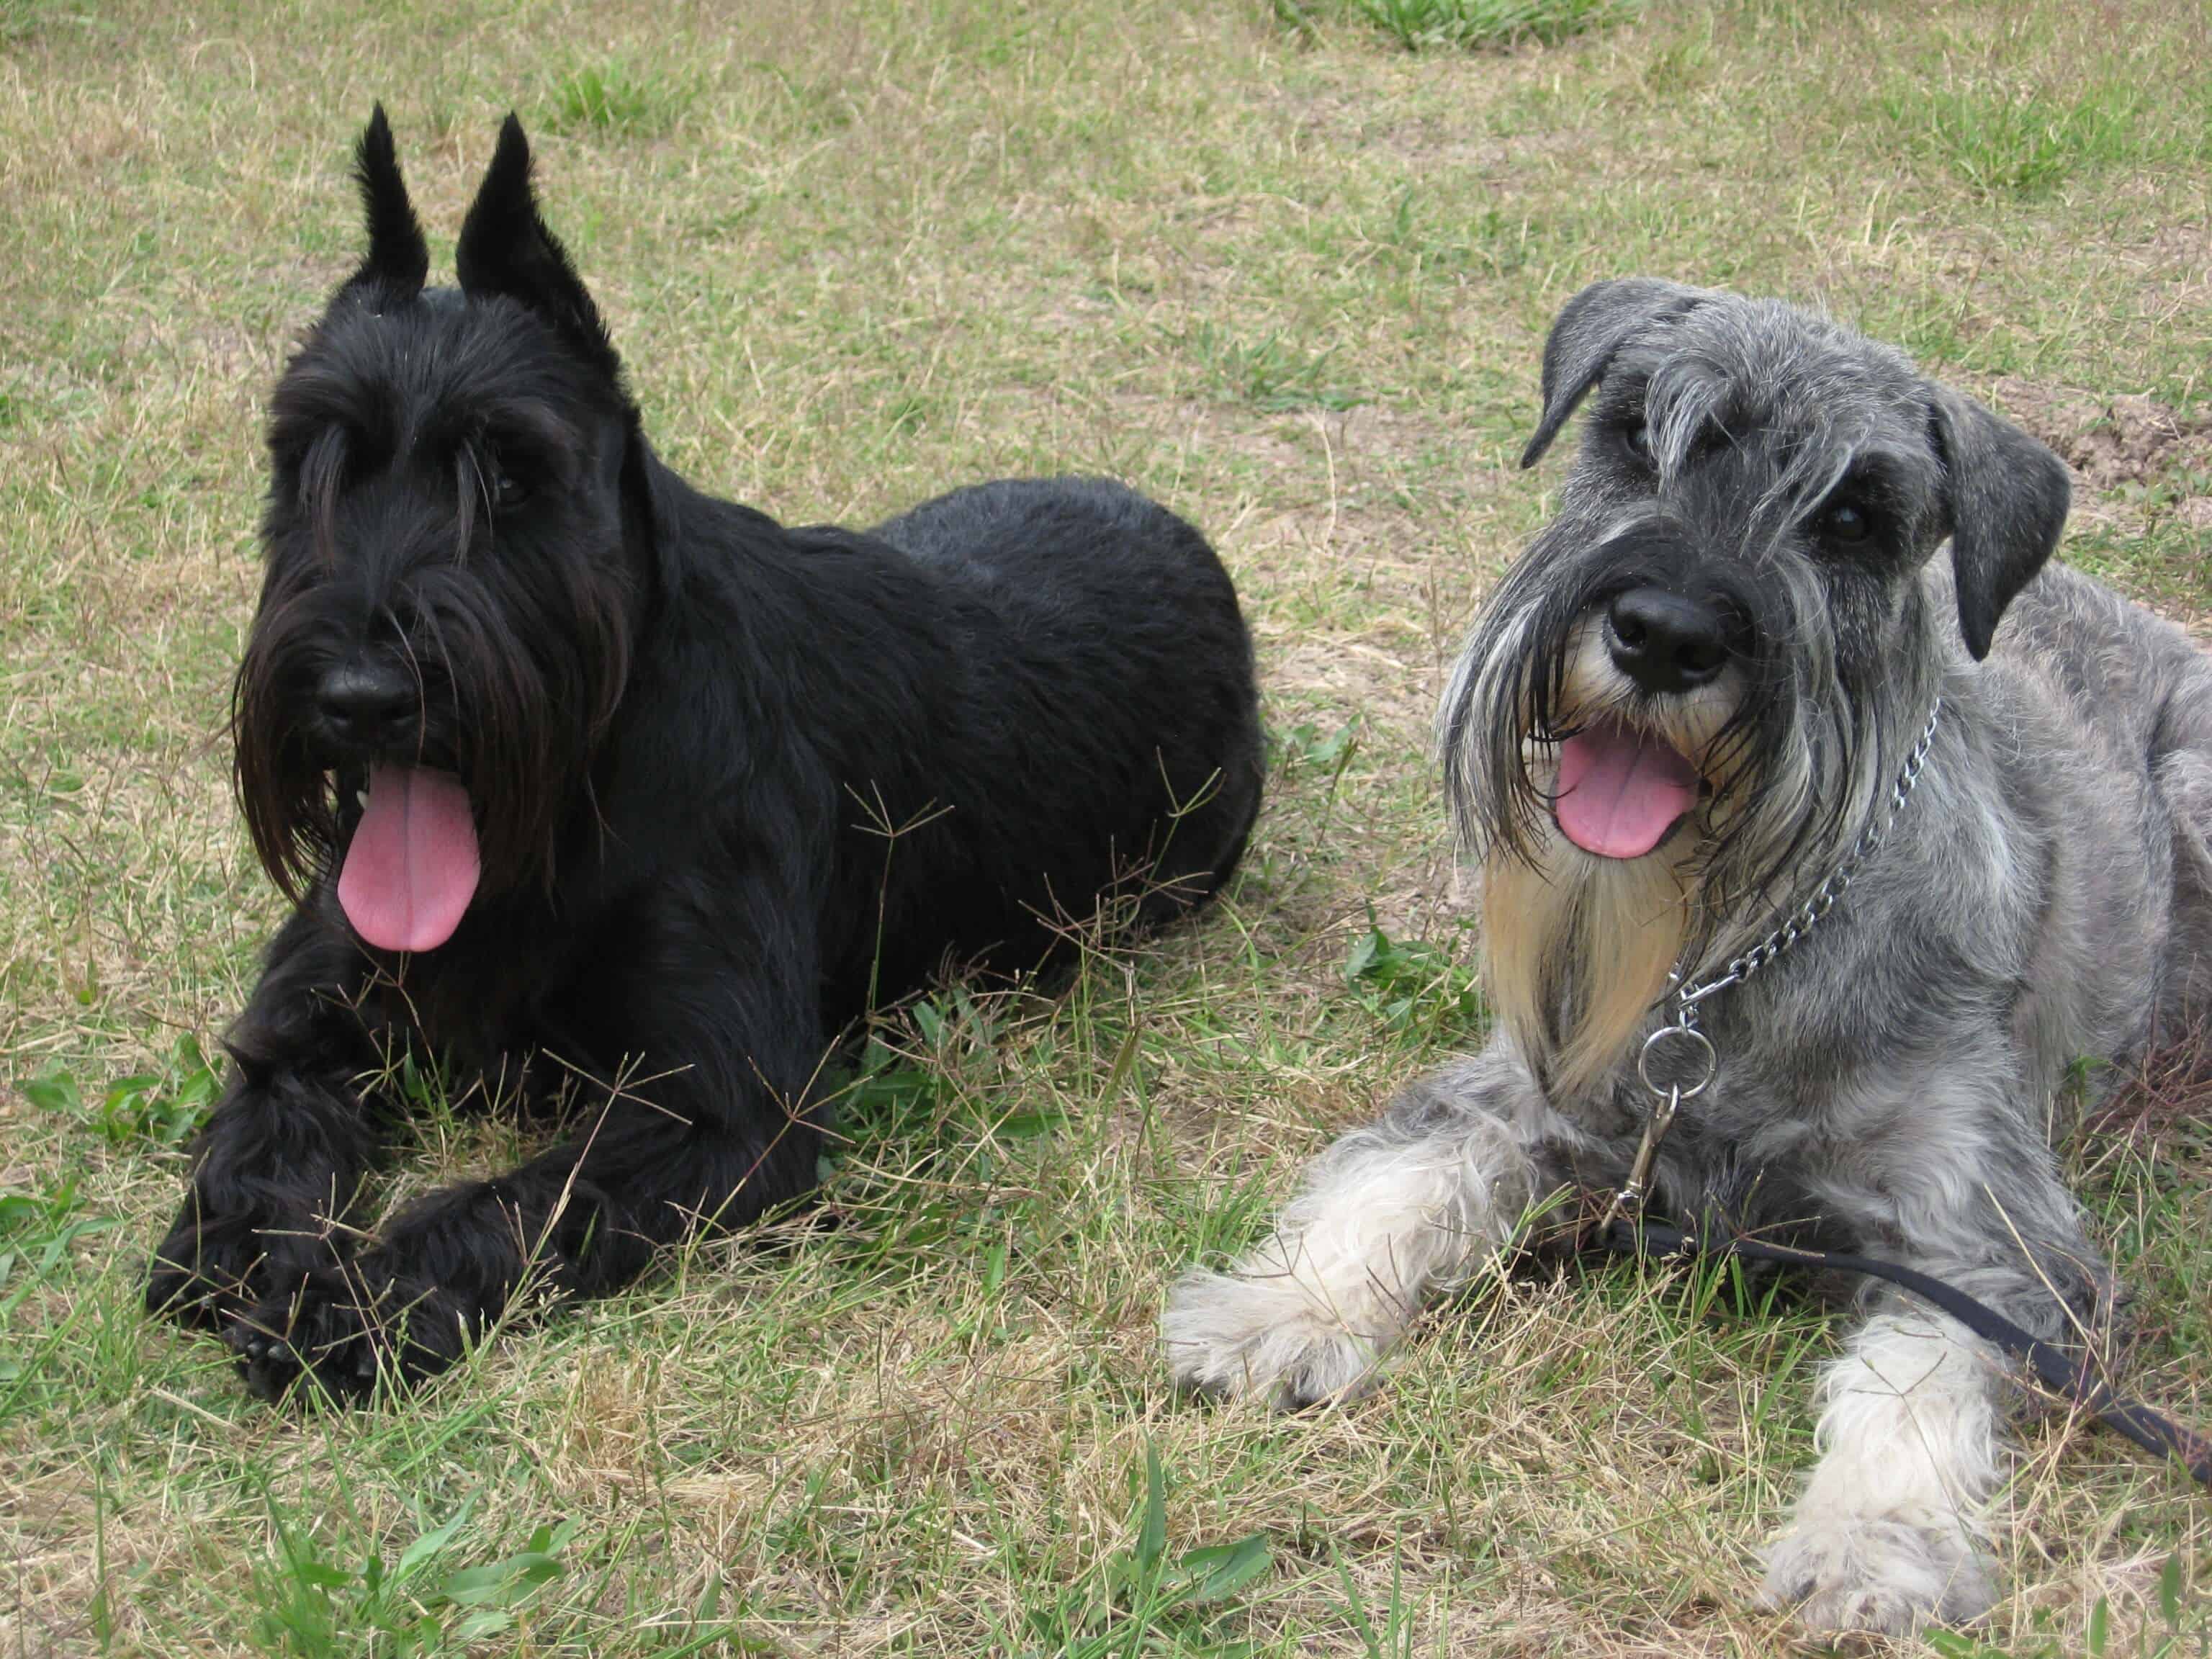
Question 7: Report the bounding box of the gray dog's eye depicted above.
[1823,502,1871,544]
[1624,422,1653,464]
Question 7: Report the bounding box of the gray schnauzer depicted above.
[1164,279,2212,1635]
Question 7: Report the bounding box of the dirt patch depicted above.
[1325,399,1458,465]
[1102,390,1316,475]
[1992,377,2212,496]
[1266,629,1437,739]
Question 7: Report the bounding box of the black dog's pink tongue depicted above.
[336,765,480,952]
[1555,721,1700,858]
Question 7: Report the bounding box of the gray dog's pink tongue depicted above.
[1554,721,1700,858]
[336,765,480,952]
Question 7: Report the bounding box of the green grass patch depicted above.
[1876,80,2179,199]
[1178,321,1364,412]
[1280,0,1636,53]
[544,60,693,138]
[1343,909,1485,1045]
[25,1033,218,1151]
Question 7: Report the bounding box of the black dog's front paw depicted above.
[146,1202,318,1334]
[147,1213,243,1334]
[228,1262,472,1406]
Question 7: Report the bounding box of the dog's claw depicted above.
[216,1262,475,1408]
[1763,1514,1996,1635]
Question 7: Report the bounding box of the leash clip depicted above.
[1603,1006,1717,1229]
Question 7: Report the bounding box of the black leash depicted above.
[1599,1217,2212,1487]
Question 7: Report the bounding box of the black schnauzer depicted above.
[148,108,1264,1404]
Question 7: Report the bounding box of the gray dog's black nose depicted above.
[317,661,418,747]
[1605,587,1730,694]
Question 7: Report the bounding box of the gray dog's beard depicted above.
[1478,839,1696,1102]
[1466,611,1737,1102]
[1448,568,1928,1107]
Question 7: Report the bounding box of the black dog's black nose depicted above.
[316,661,418,747]
[1605,587,1731,693]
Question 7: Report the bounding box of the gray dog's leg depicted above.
[1762,1305,2008,1630]
[1162,1047,1547,1406]
[1761,1054,2110,1633]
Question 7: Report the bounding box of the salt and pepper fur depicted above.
[1164,280,2212,1636]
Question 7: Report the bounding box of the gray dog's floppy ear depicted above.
[455,114,625,386]
[1520,277,1708,469]
[1928,387,2069,660]
[346,104,428,300]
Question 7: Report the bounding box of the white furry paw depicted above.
[1160,1265,1388,1408]
[1761,1513,1997,1635]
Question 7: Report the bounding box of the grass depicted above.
[1879,81,2203,200]
[1280,0,1637,53]
[1,0,2208,1653]
[544,60,693,138]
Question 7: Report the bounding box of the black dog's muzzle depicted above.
[314,657,422,753]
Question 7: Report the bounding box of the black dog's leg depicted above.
[146,901,388,1346]
[239,876,826,1403]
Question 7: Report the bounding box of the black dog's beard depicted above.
[233,556,633,914]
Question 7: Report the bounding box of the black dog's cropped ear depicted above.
[455,113,624,385]
[1520,276,1709,469]
[345,104,429,299]
[1928,386,2069,660]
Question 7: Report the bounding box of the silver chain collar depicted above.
[1606,697,1944,1223]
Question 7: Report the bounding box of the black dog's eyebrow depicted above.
[269,360,396,464]
[428,394,587,477]
[298,423,351,562]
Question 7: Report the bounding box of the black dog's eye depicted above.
[490,471,530,510]
[1822,501,1871,544]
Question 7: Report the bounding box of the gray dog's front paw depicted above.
[1161,1266,1385,1408]
[1761,1512,1997,1635]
